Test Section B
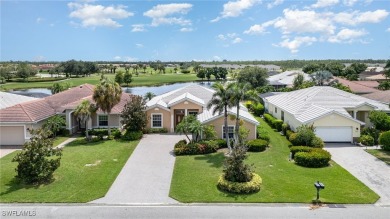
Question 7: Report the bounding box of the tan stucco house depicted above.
[0,84,131,146]
[145,84,259,140]
[263,86,390,143]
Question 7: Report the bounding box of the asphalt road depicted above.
[1,204,389,219]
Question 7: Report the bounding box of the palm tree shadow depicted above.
[194,152,225,168]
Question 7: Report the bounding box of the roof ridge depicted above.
[19,103,34,122]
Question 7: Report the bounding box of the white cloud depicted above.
[180,27,193,32]
[33,55,46,62]
[343,0,358,6]
[144,3,192,26]
[211,0,260,22]
[113,56,121,60]
[68,2,133,28]
[124,56,138,62]
[217,34,227,40]
[311,0,339,8]
[274,36,317,53]
[328,28,368,43]
[333,10,389,26]
[267,0,284,9]
[232,37,243,44]
[135,43,143,48]
[36,17,44,24]
[131,24,146,32]
[387,27,390,32]
[244,20,275,34]
[213,56,222,61]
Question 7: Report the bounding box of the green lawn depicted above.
[169,117,379,204]
[0,138,138,203]
[0,73,199,90]
[366,149,390,165]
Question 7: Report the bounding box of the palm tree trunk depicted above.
[85,120,89,141]
[224,106,231,154]
[235,102,240,146]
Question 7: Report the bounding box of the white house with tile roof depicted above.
[264,86,390,143]
[145,84,259,140]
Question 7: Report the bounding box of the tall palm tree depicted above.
[207,82,234,154]
[74,100,95,140]
[144,92,156,101]
[228,82,256,146]
[93,77,122,135]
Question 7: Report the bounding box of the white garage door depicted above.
[315,126,352,142]
[0,126,25,146]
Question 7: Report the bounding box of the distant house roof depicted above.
[359,71,386,81]
[265,86,389,124]
[0,92,38,110]
[199,64,281,71]
[0,84,132,123]
[259,92,283,99]
[146,84,259,125]
[267,70,311,87]
[333,77,379,94]
[362,90,390,104]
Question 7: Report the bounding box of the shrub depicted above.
[289,133,298,145]
[359,135,375,146]
[294,149,331,168]
[111,129,122,139]
[122,130,143,141]
[379,131,390,151]
[369,111,390,131]
[217,173,262,194]
[214,139,227,148]
[292,124,316,146]
[174,140,218,156]
[361,127,380,145]
[282,123,290,136]
[311,136,325,148]
[247,139,268,152]
[107,135,115,140]
[144,128,169,134]
[60,128,70,137]
[174,139,187,148]
[263,113,276,127]
[181,69,191,74]
[273,120,283,132]
[197,141,219,154]
[290,146,313,159]
[286,130,294,139]
[252,103,265,116]
[257,127,270,143]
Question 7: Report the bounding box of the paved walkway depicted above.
[92,134,185,204]
[325,144,390,206]
[0,145,22,158]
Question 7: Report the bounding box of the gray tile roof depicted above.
[0,92,38,109]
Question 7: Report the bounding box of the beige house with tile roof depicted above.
[145,84,259,140]
[0,84,131,146]
[264,86,390,143]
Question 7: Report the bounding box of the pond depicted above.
[7,81,215,98]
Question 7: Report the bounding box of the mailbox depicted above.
[314,181,325,201]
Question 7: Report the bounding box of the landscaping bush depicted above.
[89,128,121,139]
[122,130,143,141]
[289,133,298,145]
[263,113,276,127]
[252,103,265,116]
[282,123,290,136]
[257,127,270,143]
[361,127,380,145]
[286,130,294,139]
[294,149,331,168]
[143,128,169,134]
[60,128,70,137]
[174,140,218,156]
[310,136,325,148]
[175,139,187,148]
[111,129,122,139]
[379,131,390,151]
[181,69,191,74]
[290,146,313,159]
[214,139,227,148]
[197,141,219,154]
[217,173,262,194]
[359,135,375,146]
[273,120,283,132]
[247,139,268,152]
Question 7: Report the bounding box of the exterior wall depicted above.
[311,113,361,138]
[267,102,301,131]
[145,107,171,130]
[204,116,257,140]
[91,113,121,129]
[26,120,47,138]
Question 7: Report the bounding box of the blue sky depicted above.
[1,0,389,61]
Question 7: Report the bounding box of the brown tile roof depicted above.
[0,84,131,123]
[333,77,379,94]
[354,80,379,88]
[362,90,390,104]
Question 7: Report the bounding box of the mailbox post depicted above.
[314,181,325,201]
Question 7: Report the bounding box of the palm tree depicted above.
[228,82,256,146]
[74,100,95,140]
[311,70,333,86]
[144,92,156,101]
[207,82,234,154]
[92,77,122,135]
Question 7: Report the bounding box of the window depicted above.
[281,111,284,121]
[275,107,278,113]
[222,126,235,139]
[98,115,108,126]
[188,110,198,116]
[152,114,162,128]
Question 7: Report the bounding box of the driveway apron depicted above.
[92,134,185,204]
[325,144,390,206]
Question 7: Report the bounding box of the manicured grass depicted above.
[0,138,138,203]
[169,117,379,204]
[0,73,199,90]
[366,149,390,165]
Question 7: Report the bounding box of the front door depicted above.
[176,114,184,126]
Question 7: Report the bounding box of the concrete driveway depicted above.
[92,134,186,204]
[0,146,22,158]
[325,143,390,206]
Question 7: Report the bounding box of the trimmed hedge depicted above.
[311,136,325,148]
[122,130,143,141]
[379,131,390,151]
[252,103,265,116]
[247,139,268,152]
[263,113,276,127]
[294,149,331,168]
[174,140,218,156]
[282,123,290,135]
[257,127,270,143]
[359,135,375,146]
[143,128,169,134]
[273,120,283,132]
[217,173,262,194]
[290,146,313,159]
[214,139,227,148]
[87,128,121,139]
[286,130,294,139]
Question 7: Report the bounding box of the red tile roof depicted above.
[362,90,390,104]
[333,77,379,94]
[0,84,131,123]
